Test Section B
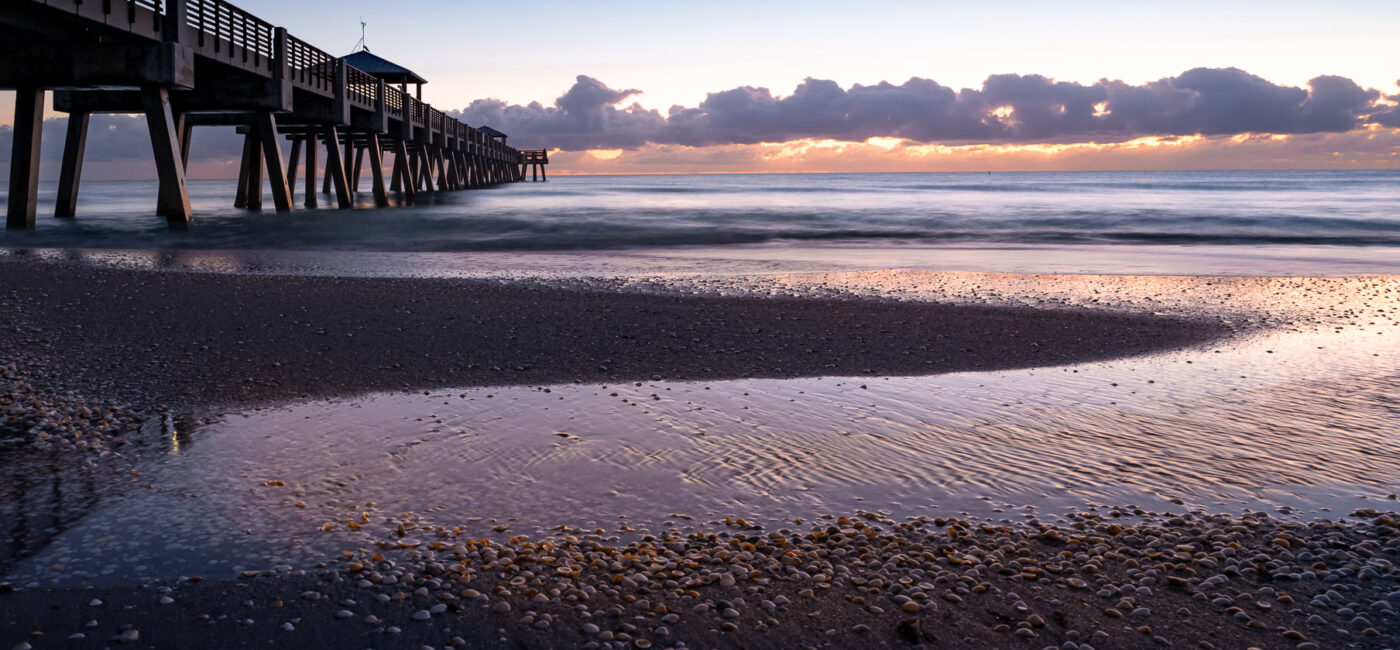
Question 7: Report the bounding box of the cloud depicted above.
[453,68,1393,151]
[449,75,665,150]
[1370,82,1400,128]
[4,70,1395,180]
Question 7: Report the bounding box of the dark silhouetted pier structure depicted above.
[521,150,549,182]
[1,0,548,229]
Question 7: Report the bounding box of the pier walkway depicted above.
[2,0,546,229]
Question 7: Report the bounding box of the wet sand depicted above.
[0,258,1228,412]
[4,258,1399,650]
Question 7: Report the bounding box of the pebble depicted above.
[411,610,432,621]
[334,610,353,619]
[115,630,139,644]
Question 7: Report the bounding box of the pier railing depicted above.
[185,0,276,74]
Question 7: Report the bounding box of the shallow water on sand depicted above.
[5,271,1398,588]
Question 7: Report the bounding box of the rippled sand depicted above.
[6,270,1397,588]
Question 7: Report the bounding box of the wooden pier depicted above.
[1,0,547,229]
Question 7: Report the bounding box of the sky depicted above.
[2,0,1398,177]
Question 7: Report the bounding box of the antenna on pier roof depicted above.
[353,18,369,53]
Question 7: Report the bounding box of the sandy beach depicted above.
[0,259,1226,411]
[2,256,1397,650]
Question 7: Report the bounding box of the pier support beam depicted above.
[179,116,193,169]
[390,155,402,193]
[323,126,352,209]
[286,136,302,200]
[393,141,415,203]
[55,112,90,219]
[321,155,332,195]
[243,134,263,211]
[235,134,254,208]
[344,138,355,193]
[142,87,192,227]
[254,112,293,213]
[366,133,389,208]
[419,151,434,191]
[304,134,318,209]
[7,87,45,229]
[351,145,365,194]
[436,151,449,191]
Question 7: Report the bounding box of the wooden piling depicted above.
[235,134,253,209]
[304,134,319,209]
[255,112,293,213]
[351,145,365,194]
[286,136,302,200]
[244,134,263,212]
[366,133,389,208]
[389,147,402,192]
[323,126,352,209]
[179,115,192,169]
[55,112,90,219]
[141,87,192,227]
[394,141,415,203]
[6,87,45,229]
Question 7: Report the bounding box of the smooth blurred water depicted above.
[1,170,1398,252]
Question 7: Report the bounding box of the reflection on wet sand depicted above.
[0,414,197,577]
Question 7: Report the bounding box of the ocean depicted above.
[2,169,1398,254]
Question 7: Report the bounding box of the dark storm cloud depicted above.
[451,68,1392,151]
